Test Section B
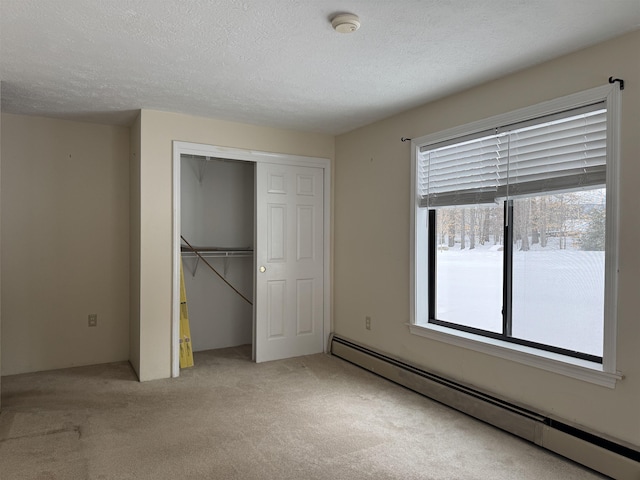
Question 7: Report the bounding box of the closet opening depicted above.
[179,154,255,366]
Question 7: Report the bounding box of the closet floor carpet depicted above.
[0,346,606,479]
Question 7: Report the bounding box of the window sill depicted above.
[408,323,622,388]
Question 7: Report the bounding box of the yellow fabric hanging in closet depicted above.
[179,259,194,368]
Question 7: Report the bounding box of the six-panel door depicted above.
[255,163,324,362]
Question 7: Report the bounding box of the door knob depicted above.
[259,266,266,273]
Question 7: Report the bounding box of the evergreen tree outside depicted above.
[580,207,606,251]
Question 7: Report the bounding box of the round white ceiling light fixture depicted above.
[331,13,360,33]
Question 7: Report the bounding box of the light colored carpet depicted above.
[0,346,606,479]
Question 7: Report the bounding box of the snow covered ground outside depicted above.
[435,241,604,357]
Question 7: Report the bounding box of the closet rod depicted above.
[181,236,253,305]
[180,250,253,258]
[181,250,253,277]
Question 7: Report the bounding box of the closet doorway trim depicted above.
[171,141,332,378]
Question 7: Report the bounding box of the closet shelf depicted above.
[180,245,253,257]
[181,245,253,277]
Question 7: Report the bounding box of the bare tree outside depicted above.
[469,207,477,249]
[460,208,466,250]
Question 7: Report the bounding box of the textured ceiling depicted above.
[1,0,639,134]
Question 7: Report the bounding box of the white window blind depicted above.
[418,102,607,207]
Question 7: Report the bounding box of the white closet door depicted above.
[255,162,324,362]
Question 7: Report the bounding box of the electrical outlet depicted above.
[365,316,371,330]
[88,314,98,327]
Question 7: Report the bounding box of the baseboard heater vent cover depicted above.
[330,335,639,480]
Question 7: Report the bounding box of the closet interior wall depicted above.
[180,155,254,352]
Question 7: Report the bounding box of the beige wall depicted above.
[0,114,130,375]
[136,110,334,381]
[334,30,640,447]
[130,113,141,378]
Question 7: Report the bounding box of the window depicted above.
[411,85,621,385]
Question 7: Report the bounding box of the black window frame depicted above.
[426,200,603,364]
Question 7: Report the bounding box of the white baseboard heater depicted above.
[330,335,639,480]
